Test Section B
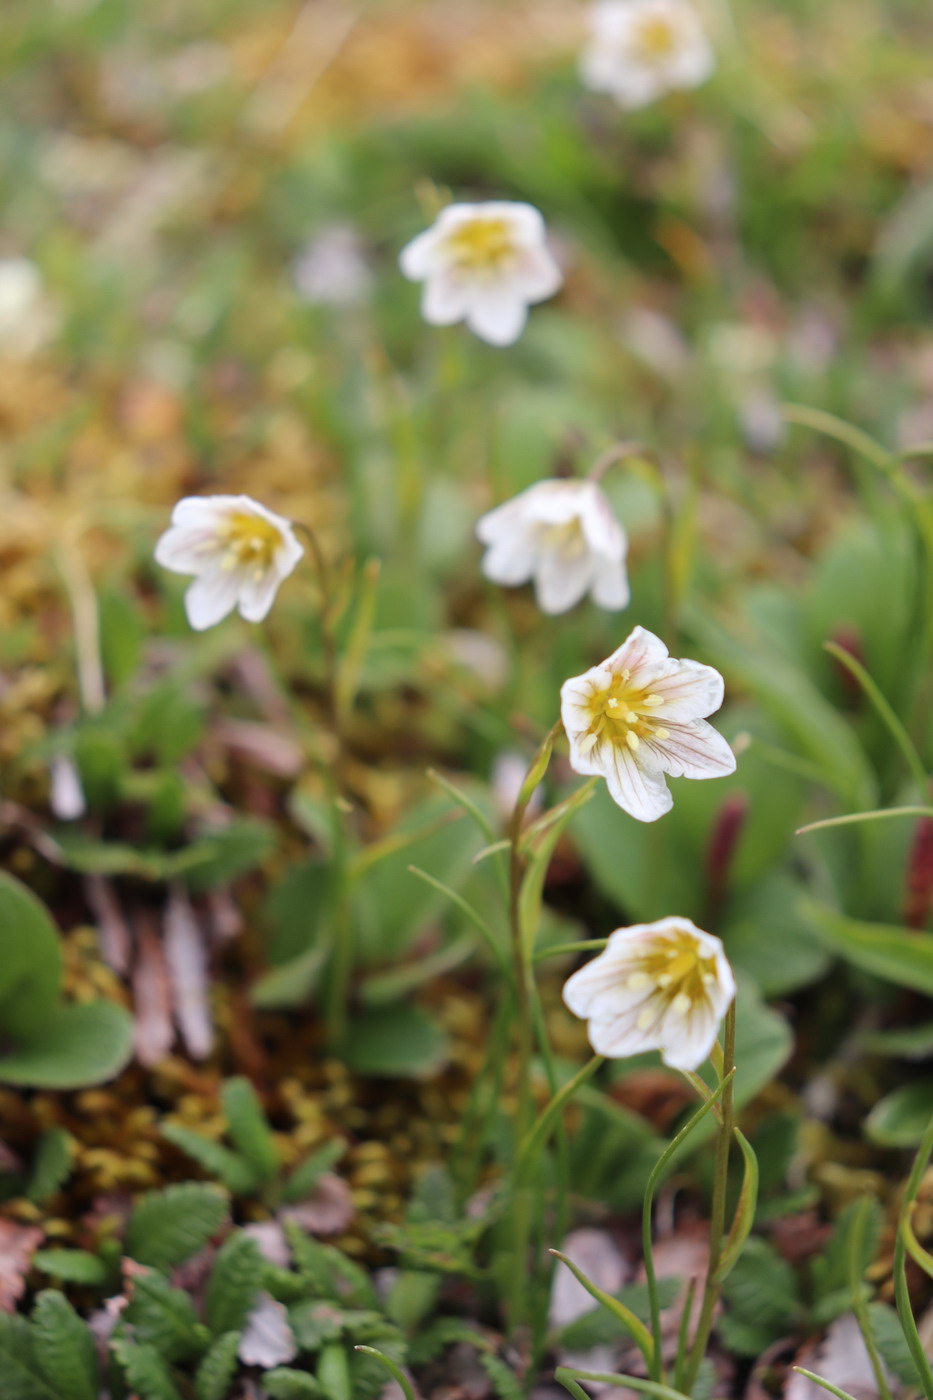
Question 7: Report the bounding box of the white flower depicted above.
[155,495,303,631]
[399,201,562,347]
[477,479,629,614]
[560,625,735,821]
[49,755,86,821]
[581,0,714,110]
[563,916,736,1070]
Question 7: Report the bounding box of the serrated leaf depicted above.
[27,1128,73,1204]
[161,1123,259,1195]
[282,1141,345,1204]
[125,1270,208,1362]
[126,1183,229,1270]
[721,1237,800,1335]
[194,1331,241,1400]
[868,1301,924,1386]
[221,1077,280,1180]
[204,1231,262,1336]
[0,1313,61,1400]
[812,1200,883,1303]
[111,1337,183,1400]
[32,1291,99,1400]
[32,1249,109,1287]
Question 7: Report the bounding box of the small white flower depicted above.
[399,201,562,347]
[581,0,714,110]
[155,495,303,631]
[560,625,735,821]
[477,479,629,615]
[563,916,735,1070]
[0,258,58,357]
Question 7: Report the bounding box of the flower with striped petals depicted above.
[560,625,735,821]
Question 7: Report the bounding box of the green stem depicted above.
[893,1113,933,1400]
[506,720,563,1338]
[683,1002,736,1390]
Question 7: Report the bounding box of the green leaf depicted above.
[282,1140,346,1204]
[185,818,277,895]
[204,1231,262,1336]
[125,1271,209,1363]
[126,1184,229,1270]
[32,1249,109,1287]
[724,876,831,997]
[27,1128,73,1203]
[161,1123,260,1195]
[250,946,329,1009]
[805,903,933,994]
[50,831,213,881]
[343,1005,450,1079]
[265,1370,326,1399]
[111,1338,183,1400]
[32,1291,99,1400]
[720,1237,800,1354]
[868,1301,926,1387]
[289,1301,346,1351]
[317,1341,352,1400]
[221,1077,280,1180]
[555,1281,680,1350]
[262,861,331,966]
[866,1083,933,1147]
[812,1200,883,1309]
[0,873,62,1039]
[0,1313,61,1400]
[0,1002,134,1090]
[861,1022,933,1059]
[194,1331,241,1400]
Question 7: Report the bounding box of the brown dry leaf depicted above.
[133,913,175,1066]
[164,886,214,1061]
[85,874,131,975]
[216,717,305,777]
[280,1172,355,1236]
[238,1292,298,1367]
[549,1228,632,1329]
[0,1219,43,1311]
[638,1220,711,1361]
[786,1314,893,1400]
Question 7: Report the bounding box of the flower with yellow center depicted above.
[561,626,735,821]
[476,478,629,615]
[399,201,562,347]
[155,494,304,631]
[563,916,735,1070]
[581,0,714,110]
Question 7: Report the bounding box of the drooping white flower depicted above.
[560,625,735,821]
[155,495,303,631]
[476,479,629,615]
[399,201,562,347]
[581,0,714,110]
[563,916,735,1070]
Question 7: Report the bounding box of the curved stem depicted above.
[893,1113,933,1400]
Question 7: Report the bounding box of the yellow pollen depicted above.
[444,217,515,271]
[627,971,651,990]
[672,993,692,1015]
[637,1006,655,1030]
[221,512,282,572]
[607,697,619,708]
[581,668,673,753]
[634,15,678,60]
[655,727,670,740]
[626,731,640,752]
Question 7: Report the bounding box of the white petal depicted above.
[658,1000,719,1071]
[594,738,674,822]
[466,293,528,347]
[238,570,283,623]
[170,495,238,529]
[422,270,472,326]
[481,524,540,587]
[642,658,725,720]
[154,524,218,575]
[476,493,531,546]
[184,569,243,630]
[562,950,638,1019]
[510,245,563,303]
[481,201,547,244]
[590,554,631,610]
[603,625,670,681]
[666,38,715,89]
[646,719,735,780]
[534,548,594,614]
[399,227,447,281]
[579,485,626,557]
